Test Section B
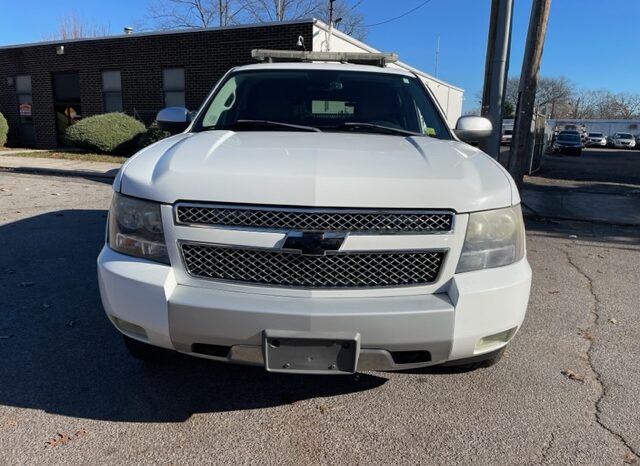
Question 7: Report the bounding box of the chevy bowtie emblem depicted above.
[282,231,346,256]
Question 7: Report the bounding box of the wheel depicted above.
[442,347,505,370]
[122,334,169,362]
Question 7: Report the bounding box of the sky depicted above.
[2,0,639,112]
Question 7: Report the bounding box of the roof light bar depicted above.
[251,49,399,67]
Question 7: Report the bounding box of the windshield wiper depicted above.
[226,120,321,132]
[334,122,421,137]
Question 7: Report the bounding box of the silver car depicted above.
[609,132,636,149]
[587,132,607,147]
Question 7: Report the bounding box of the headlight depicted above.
[456,205,525,273]
[108,193,169,264]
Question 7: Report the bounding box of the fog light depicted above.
[111,316,148,339]
[475,327,517,353]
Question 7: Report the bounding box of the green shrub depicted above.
[136,121,171,151]
[0,112,8,147]
[64,113,145,154]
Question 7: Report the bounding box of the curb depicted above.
[0,164,118,181]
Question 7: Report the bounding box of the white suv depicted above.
[98,51,531,374]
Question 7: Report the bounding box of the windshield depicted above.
[589,133,603,137]
[618,133,633,139]
[558,134,580,142]
[193,69,451,139]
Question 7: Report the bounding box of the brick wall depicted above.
[0,22,314,149]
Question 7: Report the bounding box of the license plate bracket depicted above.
[263,330,360,374]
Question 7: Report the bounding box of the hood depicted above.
[116,131,516,212]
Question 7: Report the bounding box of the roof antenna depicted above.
[296,35,306,51]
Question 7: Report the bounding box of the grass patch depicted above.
[0,150,127,164]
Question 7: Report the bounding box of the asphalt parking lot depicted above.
[535,146,640,186]
[1,150,639,464]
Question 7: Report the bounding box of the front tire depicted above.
[123,335,169,362]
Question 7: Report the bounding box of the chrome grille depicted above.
[175,204,453,233]
[180,243,446,288]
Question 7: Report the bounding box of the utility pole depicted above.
[479,0,514,159]
[327,0,335,51]
[508,0,552,188]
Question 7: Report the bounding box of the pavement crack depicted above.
[539,431,556,464]
[564,248,640,460]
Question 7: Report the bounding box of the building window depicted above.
[163,68,185,108]
[16,75,33,123]
[15,75,35,146]
[102,70,123,113]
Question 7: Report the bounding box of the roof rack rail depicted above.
[251,49,399,68]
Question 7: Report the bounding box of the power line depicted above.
[357,0,435,28]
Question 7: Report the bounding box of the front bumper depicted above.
[98,247,531,371]
[588,139,606,146]
[553,145,581,153]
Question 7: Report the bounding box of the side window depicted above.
[163,68,185,107]
[102,71,123,113]
[201,77,238,127]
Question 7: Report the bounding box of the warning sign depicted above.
[19,103,32,117]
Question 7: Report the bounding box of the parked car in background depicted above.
[635,135,640,149]
[552,133,582,156]
[97,50,531,374]
[609,132,636,149]
[587,132,607,147]
[556,129,586,147]
[555,124,588,147]
[501,128,513,145]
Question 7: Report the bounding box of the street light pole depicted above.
[479,0,514,159]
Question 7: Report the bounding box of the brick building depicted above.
[0,19,463,149]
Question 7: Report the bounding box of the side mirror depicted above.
[157,107,191,134]
[454,116,493,143]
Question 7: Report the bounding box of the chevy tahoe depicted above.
[98,50,532,374]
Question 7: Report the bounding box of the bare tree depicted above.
[504,76,520,111]
[568,89,603,119]
[498,75,640,120]
[612,93,640,119]
[535,76,575,118]
[308,0,365,38]
[243,0,318,22]
[45,12,110,40]
[147,0,245,28]
[240,0,366,38]
[561,89,640,119]
[145,0,366,37]
[505,75,575,118]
